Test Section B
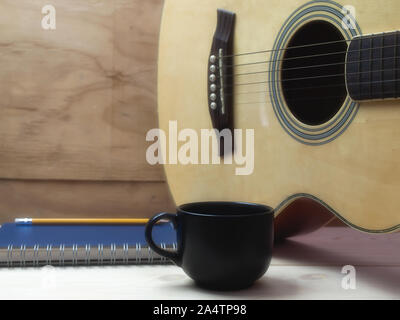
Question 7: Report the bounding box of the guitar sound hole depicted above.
[281,20,348,126]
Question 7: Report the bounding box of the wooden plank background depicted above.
[0,0,164,181]
[0,0,175,222]
[0,180,174,223]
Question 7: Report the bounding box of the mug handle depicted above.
[145,212,182,266]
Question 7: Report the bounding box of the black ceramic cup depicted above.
[145,201,274,290]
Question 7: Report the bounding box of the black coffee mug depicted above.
[145,201,274,290]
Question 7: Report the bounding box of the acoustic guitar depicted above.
[157,0,400,238]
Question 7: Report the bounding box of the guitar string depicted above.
[234,82,347,96]
[218,44,400,90]
[225,77,400,103]
[211,38,400,102]
[224,55,399,78]
[236,95,347,105]
[235,80,399,105]
[219,66,400,89]
[236,89,400,105]
[223,43,399,69]
[221,32,398,59]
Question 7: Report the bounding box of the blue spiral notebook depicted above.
[0,223,176,267]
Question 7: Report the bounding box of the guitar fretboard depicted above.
[346,31,400,101]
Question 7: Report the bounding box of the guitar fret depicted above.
[395,31,399,98]
[358,37,362,100]
[369,36,373,99]
[381,34,384,99]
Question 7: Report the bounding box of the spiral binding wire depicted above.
[136,243,141,265]
[98,244,104,265]
[46,245,52,265]
[20,245,26,267]
[7,245,12,268]
[59,244,65,266]
[33,244,39,267]
[160,243,166,263]
[72,244,78,265]
[1,242,177,267]
[85,244,91,266]
[110,243,116,265]
[123,243,129,265]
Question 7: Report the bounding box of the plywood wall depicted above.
[0,0,175,222]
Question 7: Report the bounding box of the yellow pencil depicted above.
[15,218,149,225]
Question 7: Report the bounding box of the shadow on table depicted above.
[167,275,299,299]
[273,239,400,296]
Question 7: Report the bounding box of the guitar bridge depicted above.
[207,9,236,157]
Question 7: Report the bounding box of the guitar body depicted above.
[158,0,400,236]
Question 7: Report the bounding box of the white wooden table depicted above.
[0,227,398,300]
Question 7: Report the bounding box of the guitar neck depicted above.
[346,31,400,101]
